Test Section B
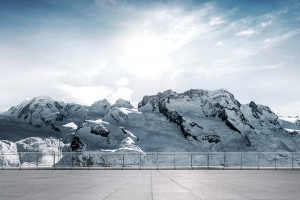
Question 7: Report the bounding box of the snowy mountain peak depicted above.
[159,89,175,97]
[88,99,111,117]
[1,95,88,132]
[32,95,53,101]
[91,99,110,106]
[112,98,134,109]
[211,88,230,94]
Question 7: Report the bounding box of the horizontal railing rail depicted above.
[1,152,300,169]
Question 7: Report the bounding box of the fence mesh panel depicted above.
[1,152,300,168]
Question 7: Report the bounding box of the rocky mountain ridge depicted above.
[1,89,300,156]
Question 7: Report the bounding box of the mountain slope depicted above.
[0,89,299,157]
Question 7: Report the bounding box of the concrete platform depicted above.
[0,170,300,199]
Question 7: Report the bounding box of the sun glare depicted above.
[118,35,177,79]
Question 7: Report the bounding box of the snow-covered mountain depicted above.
[1,96,88,132]
[1,89,300,158]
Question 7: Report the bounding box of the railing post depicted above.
[72,153,74,168]
[156,152,158,169]
[275,153,277,169]
[1,152,3,168]
[207,153,209,168]
[258,153,259,169]
[241,153,242,169]
[224,152,226,168]
[37,153,38,168]
[174,153,175,168]
[105,153,108,167]
[140,153,141,168]
[53,153,55,167]
[292,154,294,169]
[19,152,22,168]
[191,154,192,168]
[122,153,124,167]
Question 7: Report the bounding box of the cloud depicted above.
[109,87,133,103]
[59,85,113,105]
[78,60,107,78]
[264,29,300,46]
[117,35,175,80]
[209,16,226,26]
[215,41,223,46]
[169,69,184,80]
[260,20,272,27]
[197,60,282,78]
[233,47,258,58]
[114,77,129,87]
[115,3,224,79]
[235,29,258,37]
[59,83,134,105]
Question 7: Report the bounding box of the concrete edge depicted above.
[224,167,242,170]
[240,167,259,170]
[1,166,299,170]
[208,166,225,170]
[139,167,158,170]
[293,167,300,170]
[158,166,176,170]
[2,167,21,170]
[275,167,294,170]
[175,166,193,170]
[192,166,209,170]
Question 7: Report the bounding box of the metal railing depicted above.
[1,152,300,169]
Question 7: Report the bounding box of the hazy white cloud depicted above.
[235,29,258,37]
[169,69,184,80]
[117,35,175,80]
[59,85,113,105]
[233,47,258,58]
[209,16,226,26]
[264,29,300,47]
[197,59,282,78]
[260,20,272,27]
[114,77,129,87]
[215,41,223,46]
[109,87,133,103]
[75,62,108,79]
[116,3,221,79]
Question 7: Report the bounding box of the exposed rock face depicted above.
[73,119,140,152]
[202,135,220,143]
[71,136,84,152]
[295,118,300,126]
[138,89,249,140]
[81,121,110,137]
[137,89,296,151]
[105,107,129,123]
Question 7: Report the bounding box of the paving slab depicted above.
[0,170,300,199]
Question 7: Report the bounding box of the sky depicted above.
[0,0,300,116]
